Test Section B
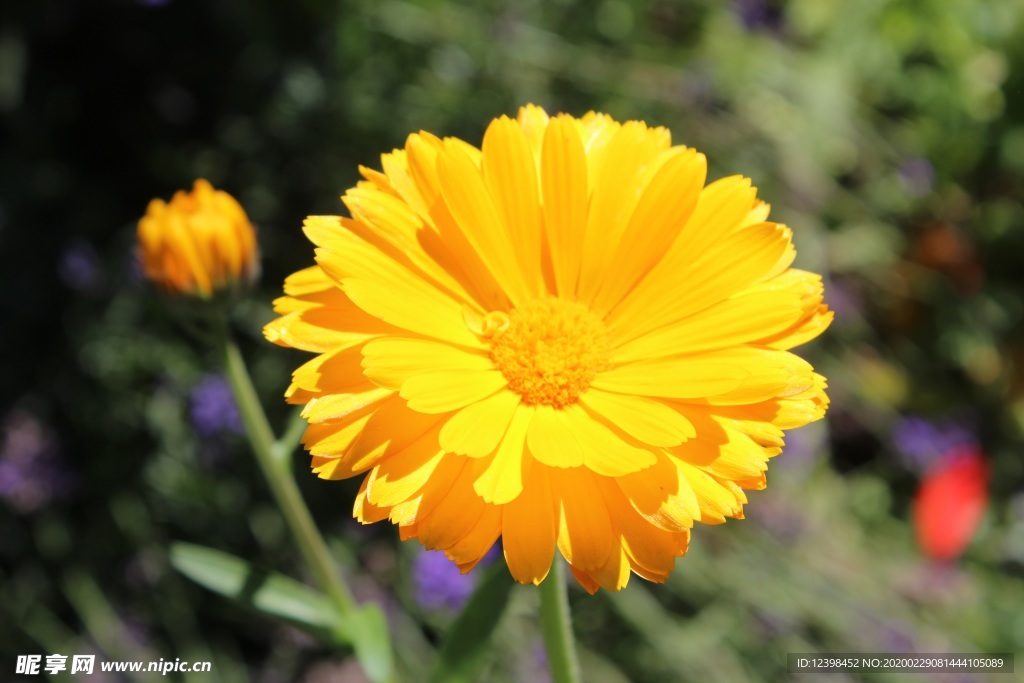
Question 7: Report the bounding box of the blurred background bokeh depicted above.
[2,0,1024,681]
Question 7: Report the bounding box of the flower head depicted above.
[137,179,258,298]
[265,105,831,592]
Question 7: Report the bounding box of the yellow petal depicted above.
[417,463,487,550]
[667,431,769,482]
[339,394,443,474]
[554,468,614,571]
[671,176,758,260]
[361,337,494,390]
[744,199,771,226]
[301,386,395,424]
[516,104,550,160]
[558,404,657,476]
[436,141,534,306]
[404,132,445,211]
[400,369,508,414]
[574,111,620,186]
[342,187,479,307]
[313,221,484,349]
[265,286,393,353]
[610,222,793,345]
[473,404,534,504]
[358,164,399,196]
[569,566,600,594]
[577,122,671,302]
[541,115,589,298]
[389,453,467,527]
[675,458,744,523]
[439,390,521,458]
[526,405,585,468]
[696,347,816,405]
[592,357,749,399]
[482,116,542,296]
[447,503,502,571]
[290,345,373,397]
[679,403,786,450]
[380,148,430,219]
[599,478,682,578]
[612,290,804,363]
[353,478,389,524]
[590,147,707,313]
[364,427,446,508]
[282,264,333,296]
[579,390,694,447]
[616,452,700,531]
[583,545,631,592]
[502,464,558,584]
[305,414,374,462]
[763,307,833,350]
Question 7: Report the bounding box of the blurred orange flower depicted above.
[137,179,258,298]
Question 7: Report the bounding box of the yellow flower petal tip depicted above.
[266,105,831,592]
[137,179,259,299]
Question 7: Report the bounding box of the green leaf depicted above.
[428,561,515,683]
[349,604,395,683]
[169,542,342,644]
[172,543,395,683]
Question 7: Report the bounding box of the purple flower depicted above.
[189,375,243,437]
[412,545,499,611]
[733,0,783,31]
[898,158,935,198]
[0,410,74,514]
[58,240,103,293]
[892,416,975,472]
[413,550,475,611]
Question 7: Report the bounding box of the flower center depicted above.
[486,297,609,408]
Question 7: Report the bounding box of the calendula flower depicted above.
[137,179,258,298]
[265,105,831,592]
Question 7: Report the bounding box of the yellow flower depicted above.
[138,179,258,298]
[265,105,832,592]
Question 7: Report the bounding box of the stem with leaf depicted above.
[221,331,356,617]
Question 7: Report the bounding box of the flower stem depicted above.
[539,559,582,683]
[221,331,356,616]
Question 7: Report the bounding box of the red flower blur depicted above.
[912,446,989,561]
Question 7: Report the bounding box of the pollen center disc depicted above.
[487,297,610,408]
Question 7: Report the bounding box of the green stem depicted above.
[277,406,309,459]
[221,331,356,616]
[539,559,582,683]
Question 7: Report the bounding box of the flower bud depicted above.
[137,179,258,298]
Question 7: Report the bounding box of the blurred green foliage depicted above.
[2,0,1024,681]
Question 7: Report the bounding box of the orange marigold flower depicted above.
[265,105,832,592]
[137,179,258,298]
